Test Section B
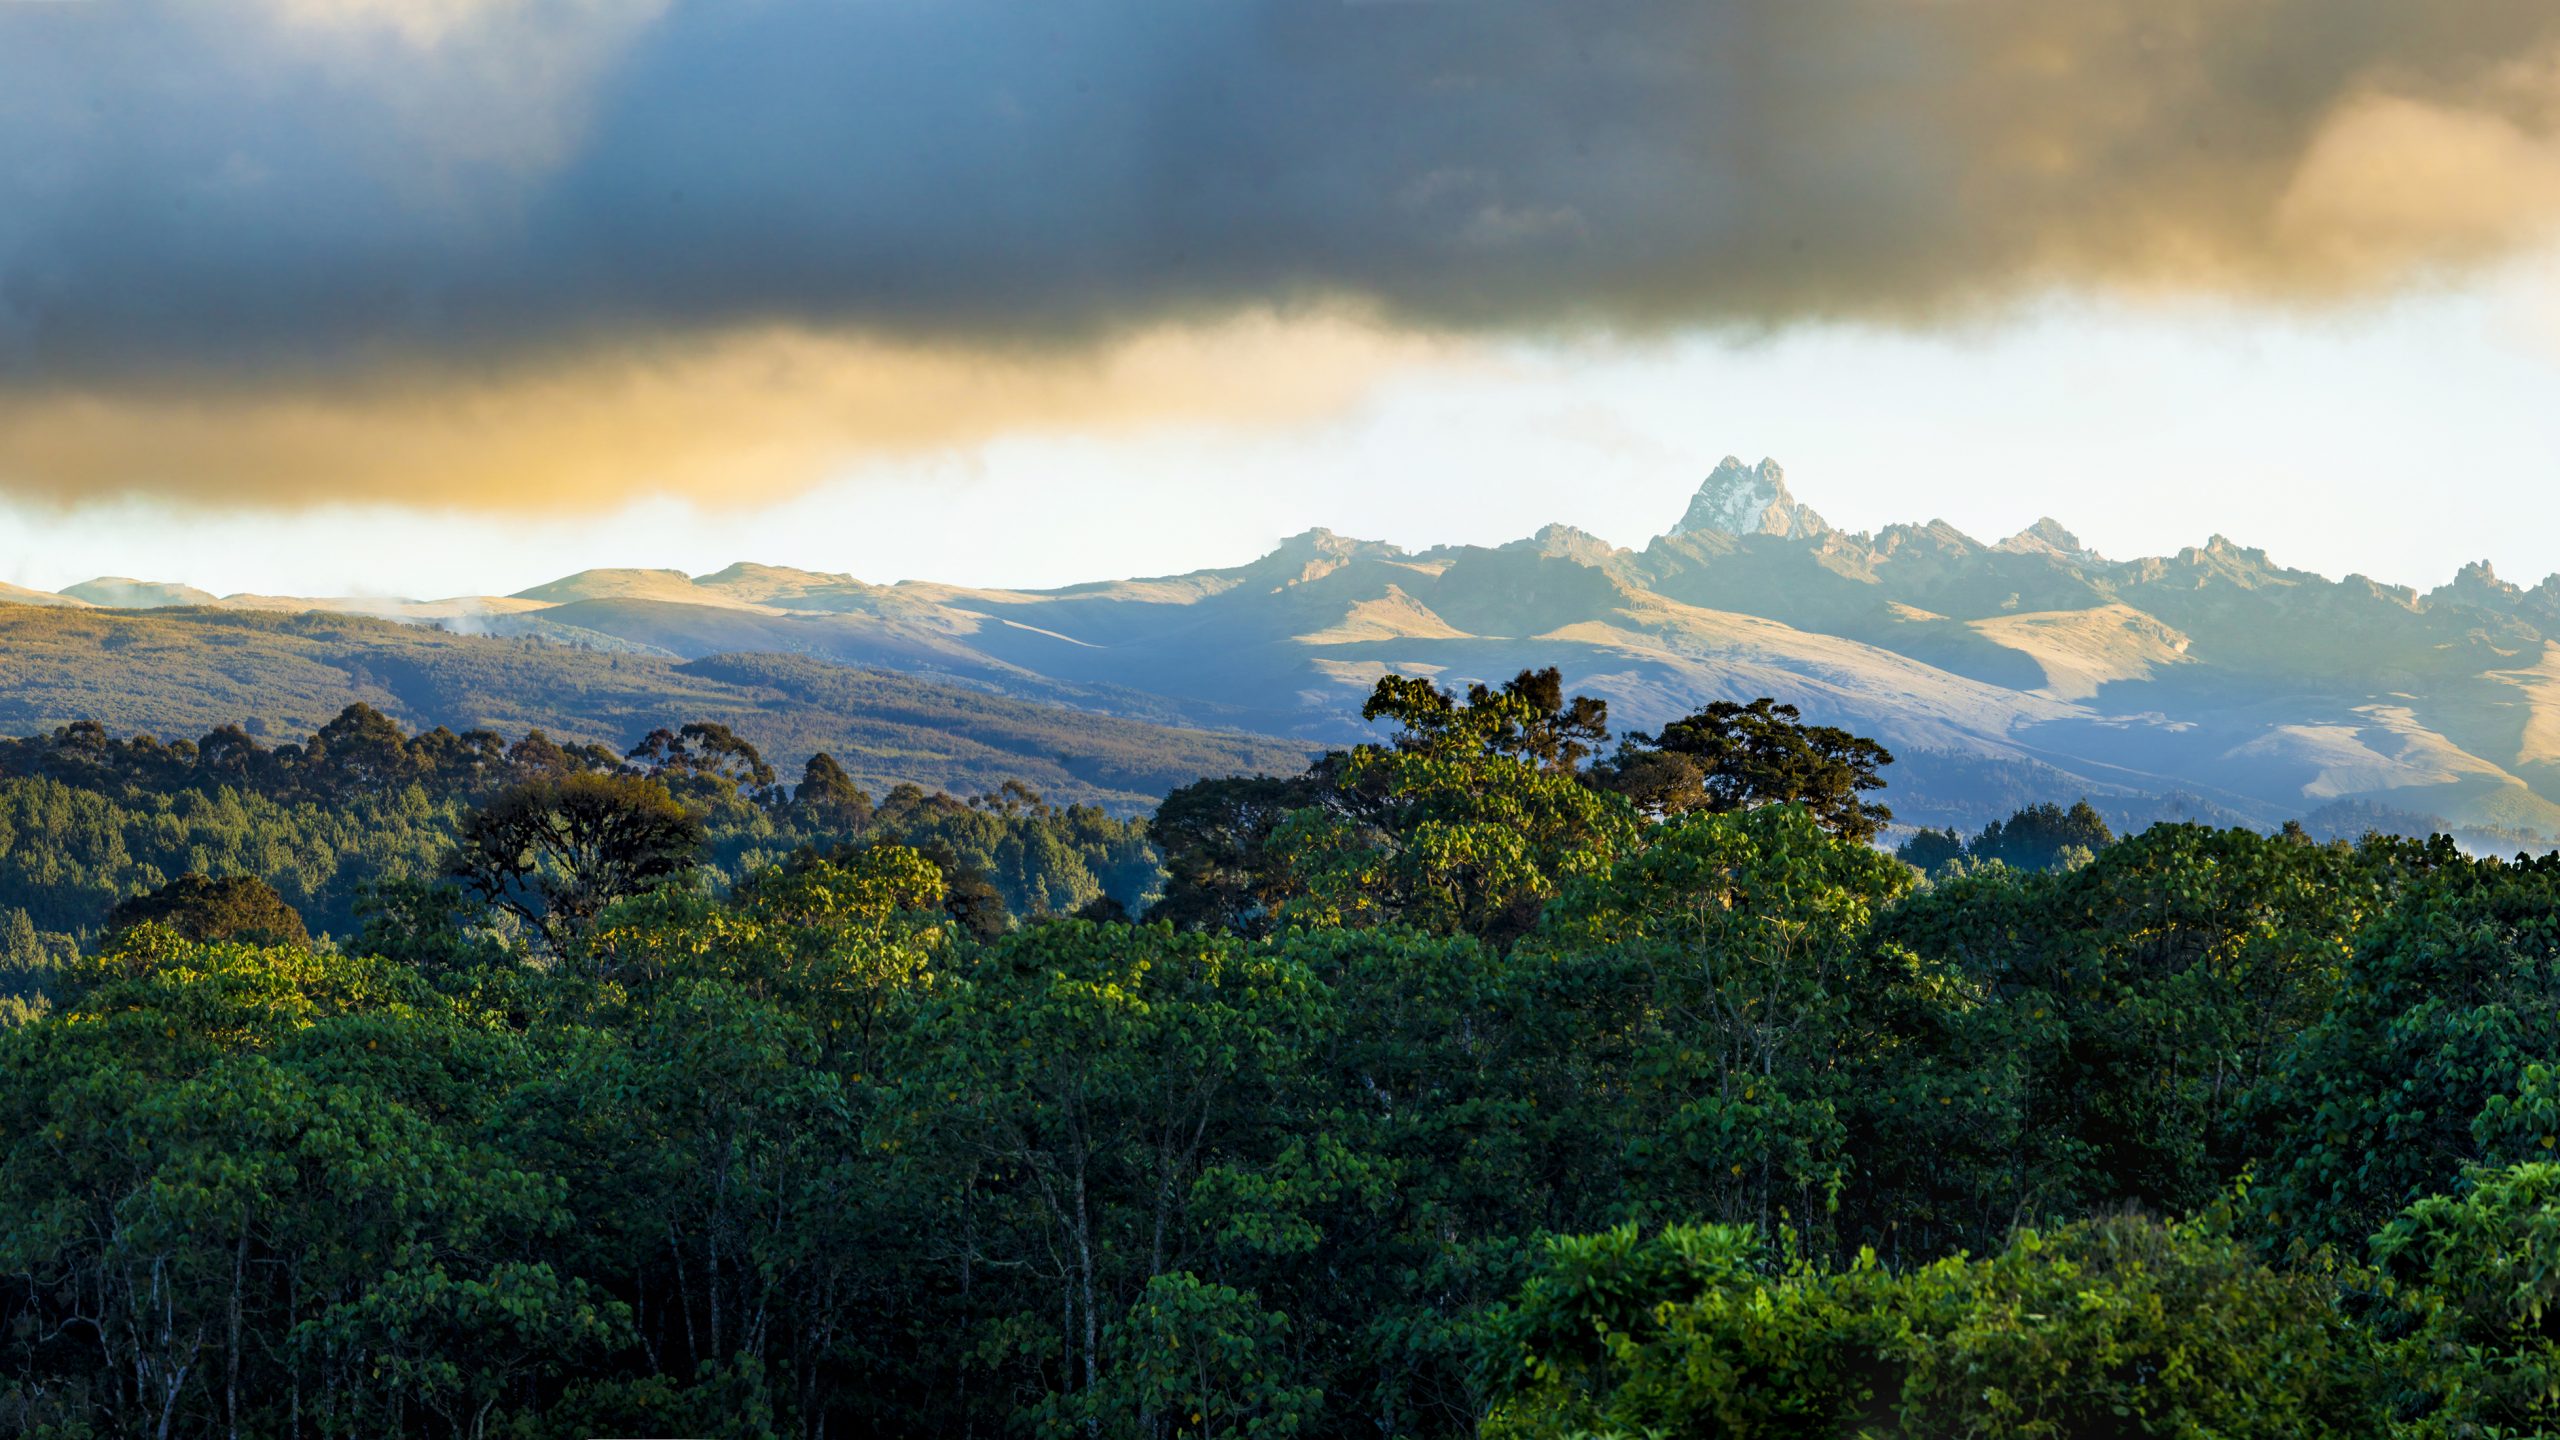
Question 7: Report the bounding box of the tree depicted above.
[301,702,422,798]
[1042,1272,1319,1438]
[352,878,506,978]
[1895,825,1966,872]
[1363,667,1609,774]
[1276,672,1639,943]
[2248,844,2560,1253]
[446,773,705,948]
[795,751,876,832]
[105,872,310,948]
[1864,825,2401,1250]
[1485,1215,2380,1439]
[407,725,508,793]
[1897,801,2116,875]
[506,728,597,781]
[626,722,777,795]
[0,906,66,1026]
[1598,697,1893,841]
[1967,799,2115,871]
[2371,1161,2560,1437]
[194,723,267,783]
[1148,772,1330,935]
[1514,805,1918,1240]
[890,922,1324,1426]
[0,936,609,1440]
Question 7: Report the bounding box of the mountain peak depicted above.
[510,568,701,604]
[1236,528,1407,588]
[2434,559,2523,610]
[2000,517,2093,559]
[1671,456,1829,540]
[1504,523,1626,568]
[695,561,857,589]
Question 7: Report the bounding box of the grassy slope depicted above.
[0,604,1311,811]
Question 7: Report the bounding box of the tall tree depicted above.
[1149,772,1331,935]
[1598,697,1894,841]
[302,703,422,798]
[105,872,310,949]
[1364,667,1610,774]
[795,751,876,832]
[446,773,705,948]
[1284,672,1639,943]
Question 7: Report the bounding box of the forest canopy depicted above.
[0,671,2552,1436]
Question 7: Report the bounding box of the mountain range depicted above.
[15,456,2560,836]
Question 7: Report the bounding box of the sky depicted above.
[6,0,2560,597]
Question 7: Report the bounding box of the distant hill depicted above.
[0,582,87,610]
[58,576,218,609]
[0,606,1309,812]
[26,455,2560,832]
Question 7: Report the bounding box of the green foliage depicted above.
[0,935,607,1438]
[1150,773,1331,936]
[0,710,1166,964]
[1487,1215,2382,1439]
[3,673,2557,1435]
[1040,1272,1320,1438]
[794,750,874,831]
[0,905,72,1026]
[1512,806,1918,1241]
[105,871,310,948]
[447,772,708,948]
[1269,672,1641,944]
[870,781,1161,923]
[0,772,462,940]
[2248,845,2560,1254]
[1897,798,2114,875]
[1597,696,1896,842]
[2371,1162,2560,1437]
[1876,824,2399,1249]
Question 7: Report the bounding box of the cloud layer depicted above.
[0,315,1446,509]
[7,0,2560,505]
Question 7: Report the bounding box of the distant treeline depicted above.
[0,707,1157,963]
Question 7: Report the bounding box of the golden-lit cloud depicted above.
[0,316,1455,512]
[2279,94,2560,285]
[11,0,2560,510]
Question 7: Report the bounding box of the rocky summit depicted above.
[1669,456,1832,540]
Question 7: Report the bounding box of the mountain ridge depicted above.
[18,460,2560,832]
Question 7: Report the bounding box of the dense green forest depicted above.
[0,708,1157,968]
[3,671,2559,1436]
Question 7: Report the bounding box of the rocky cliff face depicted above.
[1668,456,1831,540]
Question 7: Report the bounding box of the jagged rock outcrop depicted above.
[1667,456,1830,540]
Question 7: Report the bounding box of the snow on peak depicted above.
[1672,456,1829,539]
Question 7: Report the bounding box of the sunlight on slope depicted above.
[508,569,782,612]
[2222,704,2560,831]
[2489,642,2560,767]
[1294,586,1474,645]
[1968,605,2193,701]
[1537,592,2085,747]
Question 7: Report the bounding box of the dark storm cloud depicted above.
[6,0,2560,510]
[8,0,2560,384]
